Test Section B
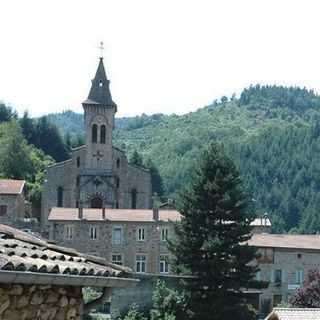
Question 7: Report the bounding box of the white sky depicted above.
[1,0,320,117]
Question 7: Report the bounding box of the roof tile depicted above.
[0,179,25,195]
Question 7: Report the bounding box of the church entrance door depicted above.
[91,197,103,208]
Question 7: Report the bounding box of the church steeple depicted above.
[83,57,117,108]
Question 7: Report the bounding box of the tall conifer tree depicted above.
[169,143,259,320]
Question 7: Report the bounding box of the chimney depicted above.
[78,206,83,220]
[153,207,159,221]
[102,207,106,220]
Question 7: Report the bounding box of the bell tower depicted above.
[82,55,117,171]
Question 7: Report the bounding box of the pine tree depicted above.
[130,150,144,167]
[169,143,259,320]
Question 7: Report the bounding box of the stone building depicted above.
[41,57,152,230]
[0,223,136,320]
[0,179,26,225]
[264,308,320,320]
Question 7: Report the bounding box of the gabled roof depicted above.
[0,179,25,195]
[249,234,320,251]
[49,207,181,222]
[0,224,136,287]
[83,58,116,107]
[265,307,320,320]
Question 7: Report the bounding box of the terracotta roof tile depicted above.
[0,179,25,195]
[249,234,320,250]
[0,224,131,277]
[265,307,320,320]
[49,207,182,222]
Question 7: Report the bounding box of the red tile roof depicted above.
[249,234,320,250]
[0,179,25,195]
[49,207,182,222]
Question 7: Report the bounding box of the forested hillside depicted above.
[47,85,320,233]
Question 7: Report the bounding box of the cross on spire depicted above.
[99,41,104,58]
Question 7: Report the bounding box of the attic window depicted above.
[99,80,103,87]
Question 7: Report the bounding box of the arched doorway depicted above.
[91,197,103,208]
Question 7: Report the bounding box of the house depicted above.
[0,179,26,225]
[0,223,137,320]
[264,307,320,320]
[248,234,320,316]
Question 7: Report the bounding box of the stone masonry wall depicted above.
[0,283,83,320]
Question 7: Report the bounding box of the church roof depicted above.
[83,58,116,107]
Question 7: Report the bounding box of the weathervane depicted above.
[99,41,104,58]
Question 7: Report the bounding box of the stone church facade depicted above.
[41,58,152,229]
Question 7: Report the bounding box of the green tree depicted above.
[145,159,164,197]
[130,150,144,167]
[0,103,17,123]
[169,143,259,320]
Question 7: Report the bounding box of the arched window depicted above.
[116,158,120,169]
[57,187,64,207]
[131,189,137,209]
[76,176,80,187]
[92,124,98,143]
[77,156,80,167]
[100,125,106,144]
[116,177,120,188]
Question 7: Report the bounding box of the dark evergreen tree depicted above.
[169,143,259,320]
[20,111,36,142]
[145,159,164,197]
[130,150,144,167]
[0,103,17,123]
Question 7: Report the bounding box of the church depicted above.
[41,57,152,229]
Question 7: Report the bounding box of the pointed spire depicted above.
[83,58,116,107]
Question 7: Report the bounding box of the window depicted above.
[161,227,169,241]
[255,271,261,281]
[0,205,7,216]
[272,269,282,283]
[116,177,120,188]
[116,158,120,169]
[112,254,123,266]
[131,189,137,209]
[92,124,98,143]
[160,255,169,274]
[100,125,106,144]
[295,270,304,284]
[136,255,147,273]
[77,156,80,167]
[99,80,103,87]
[137,228,146,241]
[64,225,73,240]
[112,227,122,245]
[57,187,63,207]
[89,226,98,240]
[273,294,282,307]
[76,176,80,187]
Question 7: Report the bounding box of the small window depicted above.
[160,255,170,274]
[89,226,98,240]
[296,270,304,284]
[116,177,120,188]
[0,205,7,216]
[136,255,147,273]
[77,156,80,167]
[131,189,137,209]
[273,294,282,307]
[99,80,103,87]
[64,225,74,240]
[137,228,146,241]
[273,269,282,283]
[92,124,98,143]
[115,201,119,209]
[76,176,80,187]
[112,227,122,245]
[112,254,123,266]
[116,158,120,169]
[161,227,169,241]
[100,125,106,144]
[57,187,63,207]
[76,201,79,208]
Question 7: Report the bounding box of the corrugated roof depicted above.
[265,308,320,320]
[0,224,130,278]
[49,208,181,222]
[0,179,25,195]
[249,234,320,250]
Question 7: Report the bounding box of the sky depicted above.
[1,0,320,117]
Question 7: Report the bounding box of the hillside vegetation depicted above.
[46,85,320,234]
